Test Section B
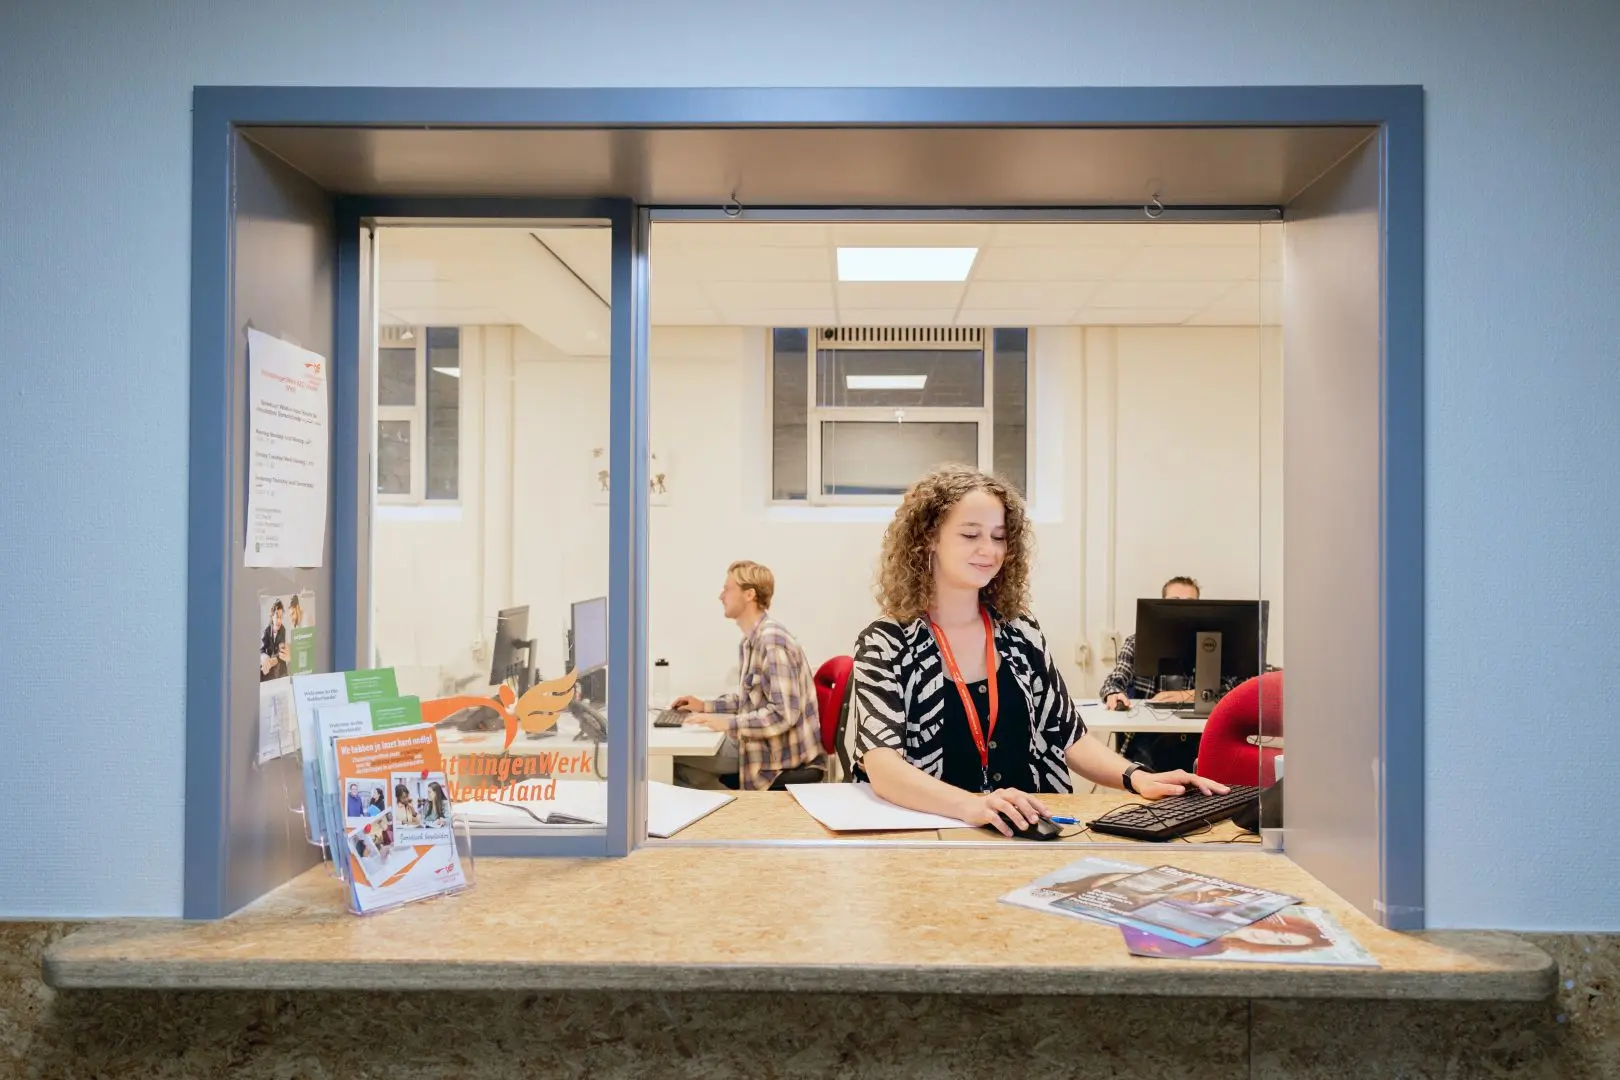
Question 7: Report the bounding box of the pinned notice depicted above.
[245,328,329,568]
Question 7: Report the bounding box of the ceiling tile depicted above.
[962,280,1101,308]
[953,309,1074,327]
[530,227,611,294]
[1142,222,1266,246]
[990,223,1159,247]
[662,245,831,282]
[835,282,965,309]
[706,281,836,309]
[829,223,993,247]
[653,222,831,248]
[709,308,838,327]
[972,246,1135,282]
[650,308,723,325]
[1072,308,1192,325]
[1115,245,1263,281]
[832,308,964,326]
[1088,280,1233,308]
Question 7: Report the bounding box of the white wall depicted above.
[373,325,1281,712]
[4,1,1618,926]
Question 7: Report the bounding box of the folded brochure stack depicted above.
[308,691,473,915]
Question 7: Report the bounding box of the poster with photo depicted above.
[257,590,318,682]
[255,589,320,764]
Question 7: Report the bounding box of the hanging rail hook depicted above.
[722,192,744,218]
[1144,193,1165,220]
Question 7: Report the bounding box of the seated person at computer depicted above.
[669,560,826,790]
[1100,575,1203,711]
[843,465,1227,836]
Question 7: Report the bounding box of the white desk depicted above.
[435,713,726,784]
[1079,701,1209,737]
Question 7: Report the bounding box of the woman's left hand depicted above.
[1134,770,1229,802]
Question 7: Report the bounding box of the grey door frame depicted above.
[187,86,1423,924]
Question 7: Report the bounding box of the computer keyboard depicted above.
[652,708,687,728]
[1087,785,1261,841]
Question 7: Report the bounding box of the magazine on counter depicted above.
[998,855,1149,925]
[1049,864,1301,946]
[1120,906,1379,967]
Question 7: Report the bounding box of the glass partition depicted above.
[1256,221,1285,835]
[368,221,617,850]
[642,217,1281,850]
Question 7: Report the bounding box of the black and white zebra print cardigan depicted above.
[838,610,1086,793]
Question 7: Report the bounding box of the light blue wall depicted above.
[2,0,1616,926]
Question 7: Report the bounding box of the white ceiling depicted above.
[379,222,1282,357]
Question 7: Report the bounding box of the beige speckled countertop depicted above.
[671,791,1250,843]
[45,845,1554,1001]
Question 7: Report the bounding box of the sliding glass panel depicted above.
[370,219,618,853]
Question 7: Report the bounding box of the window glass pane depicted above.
[378,347,416,406]
[771,329,808,500]
[425,328,460,501]
[377,420,411,495]
[992,329,1029,493]
[821,421,977,496]
[374,223,615,848]
[815,347,985,408]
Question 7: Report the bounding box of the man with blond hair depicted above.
[670,560,824,790]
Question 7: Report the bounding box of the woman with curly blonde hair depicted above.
[842,464,1226,836]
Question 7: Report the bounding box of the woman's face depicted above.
[1229,926,1315,948]
[931,489,1007,595]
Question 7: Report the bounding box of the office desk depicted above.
[1080,701,1209,737]
[667,790,1250,845]
[435,716,726,784]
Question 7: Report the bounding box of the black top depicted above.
[937,656,1036,793]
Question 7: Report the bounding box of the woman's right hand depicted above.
[670,695,704,712]
[960,788,1049,836]
[1105,693,1129,711]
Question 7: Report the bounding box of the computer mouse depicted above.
[982,811,1063,841]
[435,704,503,733]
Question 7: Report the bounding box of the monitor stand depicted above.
[503,639,537,696]
[1190,630,1223,718]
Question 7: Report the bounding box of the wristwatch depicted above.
[1122,764,1147,794]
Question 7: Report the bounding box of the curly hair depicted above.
[874,465,1033,623]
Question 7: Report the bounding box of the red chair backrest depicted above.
[1196,671,1284,787]
[813,655,854,754]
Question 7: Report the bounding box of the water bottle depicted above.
[652,658,671,703]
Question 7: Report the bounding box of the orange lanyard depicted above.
[929,607,999,770]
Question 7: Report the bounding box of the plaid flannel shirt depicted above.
[703,615,825,791]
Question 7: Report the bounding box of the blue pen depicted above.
[1046,815,1082,826]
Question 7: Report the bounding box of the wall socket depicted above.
[1102,631,1123,660]
[470,636,485,662]
[1074,642,1091,667]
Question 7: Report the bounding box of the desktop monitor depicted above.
[569,596,608,706]
[488,605,534,691]
[1131,599,1269,717]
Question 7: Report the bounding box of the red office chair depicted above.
[814,655,854,780]
[716,656,849,792]
[1196,671,1284,787]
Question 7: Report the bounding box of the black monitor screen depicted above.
[488,605,530,686]
[1131,599,1268,691]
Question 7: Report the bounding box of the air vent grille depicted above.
[379,325,413,346]
[820,327,986,346]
